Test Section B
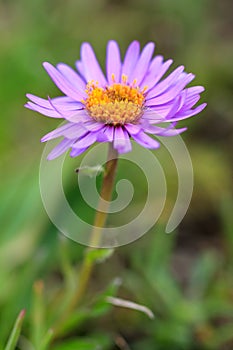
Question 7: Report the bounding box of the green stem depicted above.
[68,142,118,307]
[53,142,118,336]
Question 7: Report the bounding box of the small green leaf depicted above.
[86,248,114,264]
[75,165,104,177]
[4,310,26,350]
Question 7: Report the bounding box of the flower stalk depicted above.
[53,142,118,336]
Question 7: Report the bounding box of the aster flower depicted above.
[25,40,206,159]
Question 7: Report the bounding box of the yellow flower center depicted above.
[84,75,147,125]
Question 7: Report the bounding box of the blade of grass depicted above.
[4,310,26,350]
[31,280,45,350]
[41,328,54,350]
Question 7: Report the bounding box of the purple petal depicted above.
[140,55,163,87]
[147,55,164,73]
[52,96,81,105]
[72,131,97,149]
[165,103,207,122]
[25,102,63,118]
[131,131,160,149]
[62,125,87,139]
[56,63,86,93]
[153,59,174,84]
[142,59,173,90]
[70,147,89,157]
[80,42,107,86]
[158,102,176,117]
[102,125,114,142]
[141,109,166,123]
[124,123,142,135]
[165,94,184,118]
[159,127,187,136]
[83,120,105,132]
[143,103,174,119]
[64,110,91,123]
[96,128,111,142]
[129,42,155,85]
[146,66,184,99]
[27,94,83,110]
[182,86,205,110]
[146,73,195,105]
[26,95,85,121]
[142,123,187,136]
[26,94,63,109]
[106,40,121,84]
[43,62,84,101]
[47,96,81,118]
[182,95,201,110]
[113,127,132,153]
[47,138,73,160]
[42,123,88,142]
[175,90,187,112]
[51,100,84,111]
[121,41,140,79]
[42,123,76,142]
[142,94,187,122]
[186,86,205,95]
[75,60,86,80]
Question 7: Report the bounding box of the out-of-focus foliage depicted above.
[0,0,232,349]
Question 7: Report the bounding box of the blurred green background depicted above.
[0,0,233,349]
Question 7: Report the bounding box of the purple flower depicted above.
[25,40,206,159]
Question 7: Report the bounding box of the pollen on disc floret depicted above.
[84,75,147,125]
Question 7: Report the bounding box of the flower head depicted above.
[25,40,206,159]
